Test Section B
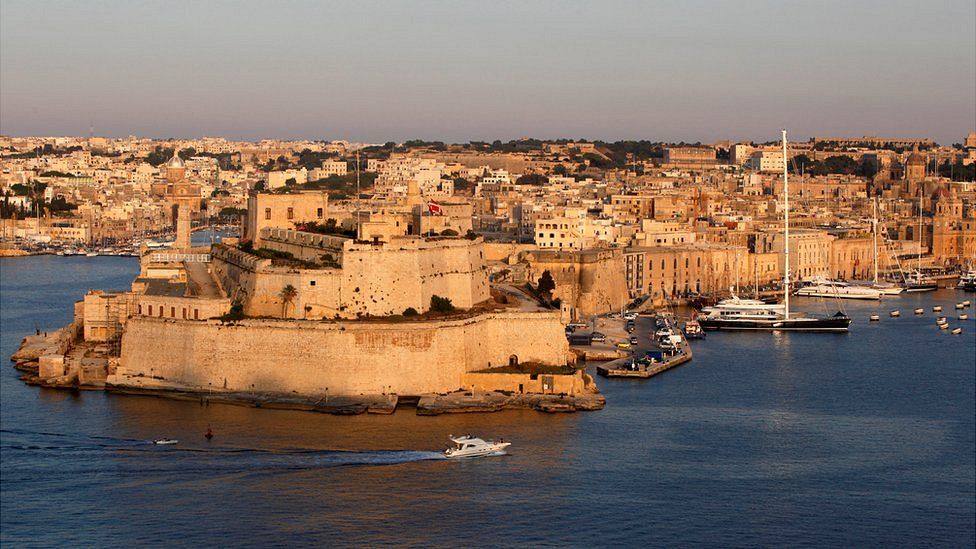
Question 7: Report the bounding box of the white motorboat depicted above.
[890,310,901,317]
[152,438,179,445]
[960,314,969,321]
[951,328,963,335]
[869,315,880,322]
[444,435,510,459]
[795,277,882,300]
[933,306,943,312]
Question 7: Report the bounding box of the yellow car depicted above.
[615,341,632,349]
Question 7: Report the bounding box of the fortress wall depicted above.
[117,311,567,396]
[214,238,490,319]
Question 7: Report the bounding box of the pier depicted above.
[596,313,693,379]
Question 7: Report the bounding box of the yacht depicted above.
[697,130,851,333]
[698,295,849,331]
[443,435,510,459]
[795,277,882,300]
[957,269,976,291]
[904,270,938,293]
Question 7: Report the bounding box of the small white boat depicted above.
[152,438,179,445]
[951,328,963,335]
[889,310,900,317]
[938,323,949,330]
[956,303,965,310]
[869,315,880,322]
[937,316,947,323]
[960,314,969,321]
[444,435,510,459]
[963,300,971,307]
[932,306,943,312]
[914,308,924,315]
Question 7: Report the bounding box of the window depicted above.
[147,305,152,316]
[194,309,199,320]
[317,208,323,218]
[310,280,316,286]
[137,304,142,314]
[265,208,271,220]
[287,207,294,220]
[182,308,187,319]
[171,307,176,318]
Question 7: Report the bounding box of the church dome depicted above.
[165,150,185,169]
[905,151,925,165]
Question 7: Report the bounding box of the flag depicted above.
[427,200,443,215]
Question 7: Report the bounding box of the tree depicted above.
[403,307,418,317]
[279,284,298,318]
[430,295,455,313]
[537,270,556,298]
[516,173,547,185]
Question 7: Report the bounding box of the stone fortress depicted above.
[14,150,603,414]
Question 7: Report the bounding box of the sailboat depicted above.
[866,197,904,295]
[699,130,851,332]
[905,198,937,292]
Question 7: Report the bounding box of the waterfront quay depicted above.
[596,313,693,379]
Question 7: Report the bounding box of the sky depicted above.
[1,0,974,144]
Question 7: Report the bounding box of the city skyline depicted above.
[2,0,974,144]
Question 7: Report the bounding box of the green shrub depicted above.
[430,295,455,313]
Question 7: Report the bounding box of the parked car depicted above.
[591,332,607,343]
[629,335,639,345]
[623,311,638,321]
[615,341,631,349]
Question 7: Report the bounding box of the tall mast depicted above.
[782,129,790,319]
[872,197,879,283]
[356,149,361,240]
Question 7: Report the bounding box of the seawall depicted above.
[114,311,569,397]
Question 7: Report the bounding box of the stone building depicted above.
[244,191,330,247]
[522,248,630,318]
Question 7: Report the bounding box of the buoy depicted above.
[960,314,969,321]
[951,328,963,335]
[890,310,900,317]
[933,306,942,312]
[914,308,924,315]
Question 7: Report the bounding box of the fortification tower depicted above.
[165,150,195,251]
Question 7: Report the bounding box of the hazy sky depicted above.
[1,0,974,144]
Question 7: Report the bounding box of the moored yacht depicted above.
[795,277,882,300]
[904,270,938,293]
[697,131,851,333]
[444,435,511,459]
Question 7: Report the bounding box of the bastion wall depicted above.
[115,311,569,396]
[210,234,491,318]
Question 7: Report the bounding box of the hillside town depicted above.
[3,133,975,318]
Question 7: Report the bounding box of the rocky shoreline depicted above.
[11,329,605,416]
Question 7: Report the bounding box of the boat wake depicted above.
[0,428,447,472]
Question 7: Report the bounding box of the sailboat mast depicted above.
[872,197,879,283]
[782,129,790,319]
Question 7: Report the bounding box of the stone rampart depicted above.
[115,311,568,397]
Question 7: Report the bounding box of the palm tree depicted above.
[279,284,297,318]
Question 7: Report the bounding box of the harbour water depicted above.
[1,256,974,547]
